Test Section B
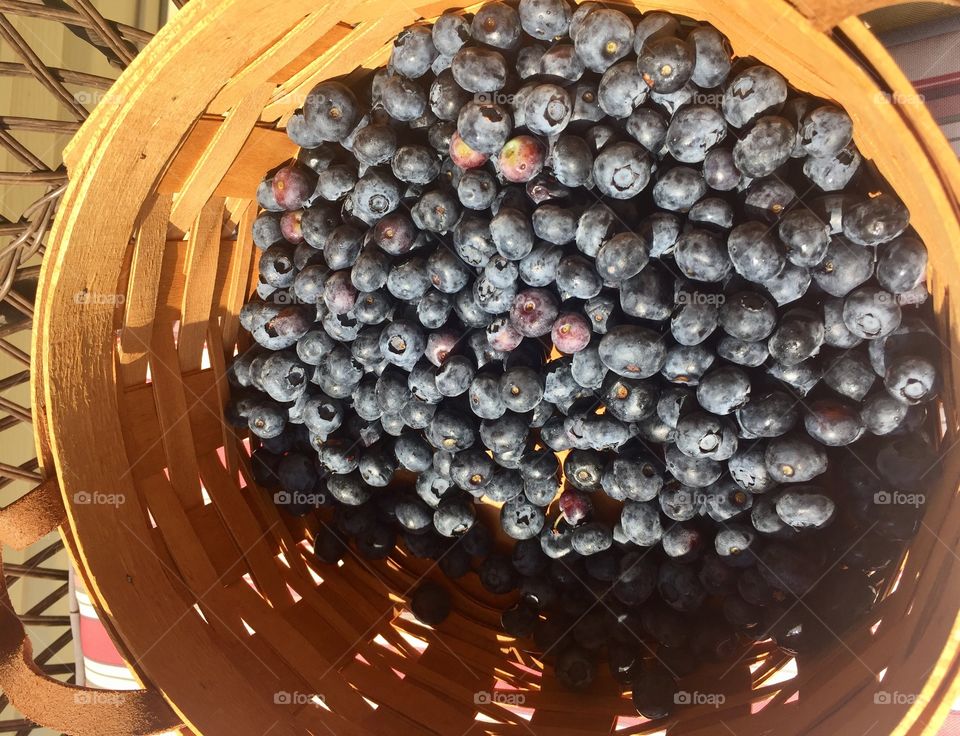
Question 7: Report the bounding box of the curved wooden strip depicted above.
[789,0,960,31]
[0,556,181,735]
[0,477,63,551]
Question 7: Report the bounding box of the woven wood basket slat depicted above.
[0,0,956,733]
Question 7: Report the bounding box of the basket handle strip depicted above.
[0,480,183,735]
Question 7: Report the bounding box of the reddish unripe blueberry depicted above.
[510,288,560,337]
[449,131,489,169]
[323,270,357,314]
[373,212,416,255]
[272,165,313,210]
[499,136,546,182]
[559,489,593,526]
[280,210,305,244]
[552,312,592,354]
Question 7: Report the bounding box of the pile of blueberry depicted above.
[228,0,942,716]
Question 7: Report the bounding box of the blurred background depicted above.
[0,1,957,734]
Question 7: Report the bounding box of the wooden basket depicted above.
[4,0,960,733]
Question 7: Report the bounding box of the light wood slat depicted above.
[178,198,225,372]
[208,6,350,116]
[219,200,256,359]
[118,195,173,387]
[137,471,245,644]
[196,452,293,608]
[169,85,274,231]
[262,13,418,123]
[158,120,295,197]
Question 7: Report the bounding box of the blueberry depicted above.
[451,46,508,93]
[457,101,512,155]
[697,366,750,416]
[703,147,741,191]
[412,190,461,234]
[775,487,835,530]
[501,496,546,540]
[517,44,547,78]
[471,1,521,49]
[718,291,776,341]
[434,355,475,397]
[381,73,428,122]
[625,106,668,152]
[259,243,297,289]
[481,413,529,455]
[658,560,707,612]
[620,262,673,320]
[433,492,476,537]
[733,116,796,178]
[877,235,927,294]
[843,194,910,246]
[548,135,594,188]
[573,8,633,73]
[620,499,663,546]
[390,25,437,79]
[637,36,694,93]
[598,61,647,118]
[662,343,714,385]
[457,169,497,211]
[665,105,727,163]
[253,212,283,249]
[688,26,732,87]
[453,215,497,268]
[671,299,719,346]
[675,228,731,282]
[842,287,902,339]
[885,354,937,405]
[599,324,667,378]
[416,290,454,329]
[804,142,862,191]
[486,316,523,351]
[768,309,825,366]
[432,13,471,56]
[351,123,398,167]
[602,455,663,502]
[593,141,652,199]
[727,222,786,282]
[303,81,360,143]
[804,399,864,445]
[799,105,853,158]
[729,443,776,493]
[499,365,545,412]
[490,207,534,260]
[763,261,811,306]
[722,65,788,128]
[653,165,707,212]
[555,254,602,299]
[767,358,822,396]
[633,10,679,51]
[765,435,828,483]
[675,411,738,460]
[737,390,797,437]
[585,292,617,333]
[519,0,572,40]
[532,204,577,244]
[424,247,469,294]
[823,352,874,400]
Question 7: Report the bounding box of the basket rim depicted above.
[31,0,960,734]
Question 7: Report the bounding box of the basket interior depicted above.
[36,1,960,734]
